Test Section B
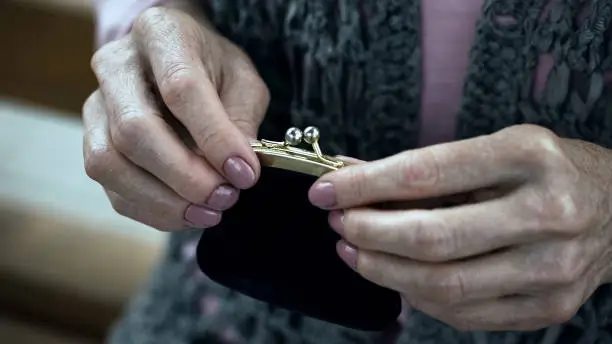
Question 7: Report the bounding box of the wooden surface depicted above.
[0,100,167,340]
[0,202,162,339]
[0,1,97,115]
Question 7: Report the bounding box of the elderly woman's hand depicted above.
[309,124,612,332]
[83,5,269,231]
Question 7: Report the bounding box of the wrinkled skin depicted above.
[310,125,612,332]
[83,6,270,230]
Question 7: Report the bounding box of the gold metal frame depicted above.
[250,126,346,177]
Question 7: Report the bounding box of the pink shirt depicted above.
[419,0,482,146]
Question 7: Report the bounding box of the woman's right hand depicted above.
[82,6,270,231]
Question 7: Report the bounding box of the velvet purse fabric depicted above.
[197,166,402,331]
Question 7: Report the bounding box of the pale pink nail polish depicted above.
[184,205,222,228]
[223,157,256,189]
[336,240,358,268]
[206,185,239,211]
[309,182,337,208]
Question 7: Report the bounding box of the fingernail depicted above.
[206,185,239,211]
[328,210,345,236]
[184,205,222,228]
[309,182,337,208]
[336,240,358,269]
[223,157,256,189]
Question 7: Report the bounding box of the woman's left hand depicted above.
[309,124,612,332]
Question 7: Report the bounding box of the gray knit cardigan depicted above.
[109,0,612,343]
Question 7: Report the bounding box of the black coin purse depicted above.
[196,126,402,331]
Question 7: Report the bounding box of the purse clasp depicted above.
[250,126,346,177]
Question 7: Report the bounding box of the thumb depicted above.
[219,65,270,139]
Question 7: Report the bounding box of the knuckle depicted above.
[193,126,226,154]
[540,295,578,324]
[84,144,116,183]
[342,211,387,249]
[223,60,270,123]
[227,62,269,95]
[91,38,135,77]
[410,213,453,261]
[346,211,402,252]
[242,72,270,105]
[90,45,111,74]
[535,242,587,286]
[542,193,575,228]
[111,115,149,155]
[230,117,261,137]
[159,64,198,109]
[522,188,583,236]
[133,7,167,36]
[550,188,595,236]
[513,125,566,169]
[342,212,366,245]
[398,149,441,189]
[425,270,467,305]
[549,195,586,236]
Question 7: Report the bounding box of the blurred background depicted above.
[0,0,167,342]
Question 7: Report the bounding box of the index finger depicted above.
[331,193,535,263]
[133,8,260,189]
[309,134,528,209]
